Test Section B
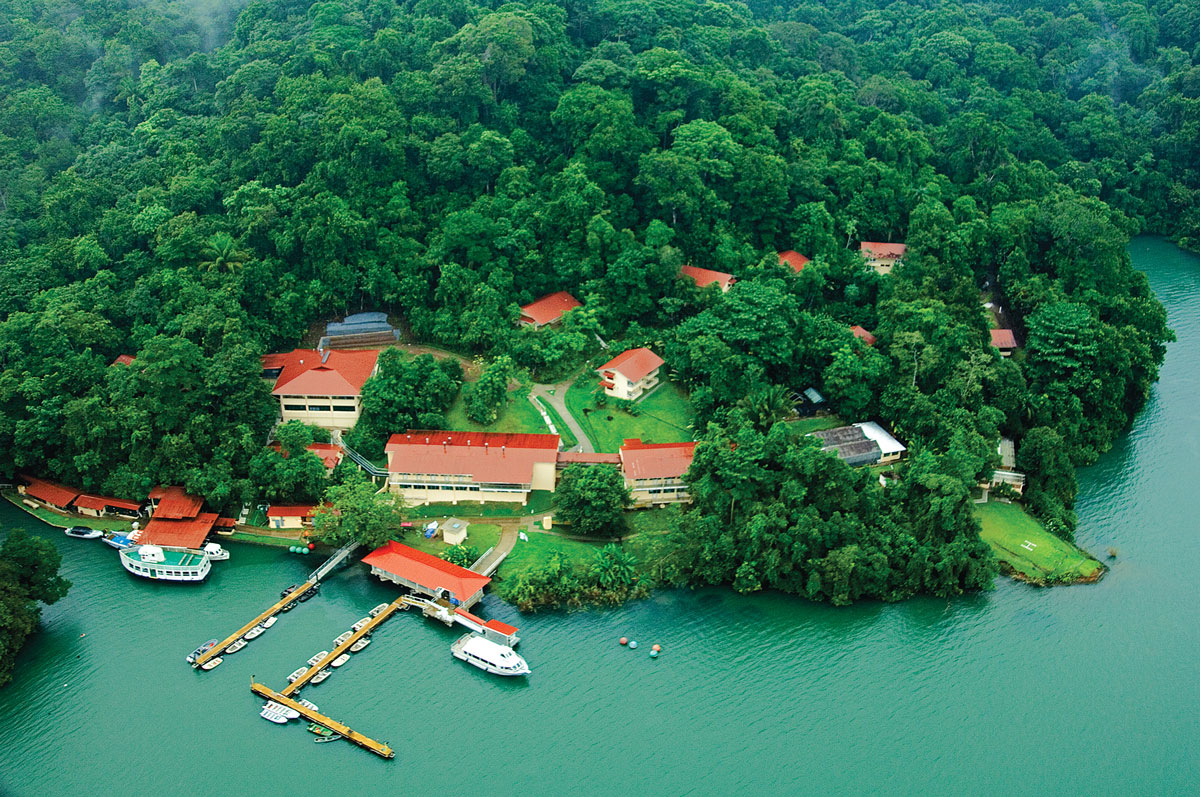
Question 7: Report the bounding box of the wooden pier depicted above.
[250,683,394,759]
[193,581,314,668]
[280,595,408,695]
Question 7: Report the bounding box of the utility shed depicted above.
[442,517,469,546]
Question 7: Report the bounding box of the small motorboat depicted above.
[307,651,330,666]
[299,584,320,601]
[64,526,103,540]
[225,639,247,654]
[200,656,223,671]
[331,654,351,668]
[280,584,299,599]
[315,735,341,744]
[351,618,370,632]
[244,625,265,641]
[287,667,308,683]
[311,669,332,684]
[280,601,299,613]
[260,706,289,724]
[307,722,334,738]
[297,699,319,712]
[368,602,389,617]
[102,533,135,550]
[350,637,371,653]
[333,631,353,646]
[203,542,230,561]
[186,639,219,664]
[262,616,278,629]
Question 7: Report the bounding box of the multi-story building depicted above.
[386,431,560,505]
[597,348,665,401]
[261,348,380,432]
[618,439,698,506]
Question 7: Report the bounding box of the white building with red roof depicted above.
[17,475,80,512]
[860,242,907,275]
[261,348,380,431]
[618,439,698,505]
[363,540,491,608]
[680,265,736,292]
[386,430,560,505]
[778,250,810,273]
[518,291,582,329]
[597,348,665,401]
[265,504,319,529]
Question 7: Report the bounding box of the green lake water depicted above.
[1,238,1197,794]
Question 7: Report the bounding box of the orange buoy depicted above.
[619,637,628,646]
[652,644,661,652]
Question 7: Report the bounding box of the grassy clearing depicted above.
[402,522,501,558]
[445,387,548,435]
[975,501,1103,584]
[787,415,844,434]
[565,380,694,453]
[532,395,578,448]
[225,531,297,548]
[497,529,603,577]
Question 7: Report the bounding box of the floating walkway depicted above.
[193,581,313,668]
[250,683,394,759]
[280,595,408,696]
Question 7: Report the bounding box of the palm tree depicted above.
[198,232,247,273]
[595,544,637,590]
[737,385,794,432]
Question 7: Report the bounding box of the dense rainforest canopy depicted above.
[0,0,1186,603]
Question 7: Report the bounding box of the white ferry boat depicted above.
[120,545,211,582]
[451,633,530,676]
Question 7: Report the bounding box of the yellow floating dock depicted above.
[281,596,408,695]
[193,581,314,668]
[251,683,394,759]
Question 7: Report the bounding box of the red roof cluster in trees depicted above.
[680,265,735,290]
[860,242,907,259]
[362,541,491,604]
[265,349,380,396]
[618,439,698,480]
[596,348,665,383]
[990,328,1018,349]
[269,442,343,469]
[110,354,135,366]
[518,291,581,326]
[778,250,810,272]
[850,325,878,346]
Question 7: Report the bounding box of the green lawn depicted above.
[788,415,844,434]
[402,522,501,558]
[403,490,554,519]
[497,530,604,577]
[975,501,1103,584]
[565,379,694,453]
[445,387,550,436]
[532,395,578,448]
[225,531,297,548]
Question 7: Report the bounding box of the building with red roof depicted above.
[268,441,343,472]
[851,325,878,346]
[261,348,381,431]
[386,430,560,505]
[680,265,736,292]
[518,291,581,329]
[110,354,135,367]
[137,513,219,549]
[363,540,491,608]
[860,242,907,275]
[990,328,1018,356]
[17,476,80,512]
[778,250,810,273]
[597,348,665,401]
[148,486,204,520]
[618,439,698,505]
[265,505,319,529]
[73,493,143,518]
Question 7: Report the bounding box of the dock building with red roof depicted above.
[597,348,665,401]
[860,242,907,275]
[261,348,380,432]
[618,439,698,505]
[17,476,80,512]
[137,486,219,549]
[363,541,491,608]
[518,291,581,329]
[386,430,560,505]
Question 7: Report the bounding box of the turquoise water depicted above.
[1,238,1198,794]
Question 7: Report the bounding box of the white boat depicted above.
[225,639,247,654]
[186,638,219,664]
[200,656,223,671]
[262,616,278,629]
[203,542,230,561]
[451,633,530,676]
[351,618,370,632]
[333,631,353,646]
[120,545,211,582]
[244,625,265,641]
[65,526,103,540]
[349,637,371,653]
[311,669,332,684]
[103,533,136,549]
[307,651,329,666]
[297,699,319,712]
[287,667,308,683]
[331,654,351,668]
[260,706,289,724]
[368,603,389,617]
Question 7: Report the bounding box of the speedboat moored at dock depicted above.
[65,526,103,540]
[451,633,530,676]
[186,639,219,664]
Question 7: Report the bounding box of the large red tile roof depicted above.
[138,513,218,549]
[265,349,380,396]
[597,348,665,383]
[149,486,204,519]
[20,476,80,508]
[362,541,491,604]
[990,328,1018,349]
[110,354,135,367]
[850,325,877,346]
[860,242,907,259]
[556,451,622,465]
[778,250,810,272]
[519,291,581,326]
[386,430,560,485]
[73,493,142,512]
[680,265,735,291]
[619,439,698,480]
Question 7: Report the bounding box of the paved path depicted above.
[531,381,593,452]
[472,522,519,576]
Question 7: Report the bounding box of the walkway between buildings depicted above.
[531,381,593,453]
[470,524,518,576]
